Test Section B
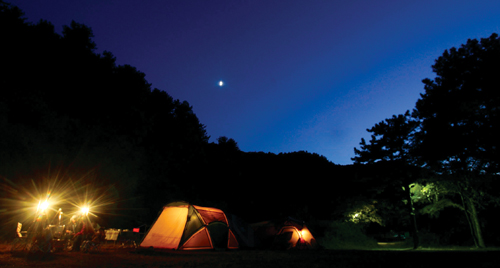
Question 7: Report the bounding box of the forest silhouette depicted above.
[0,1,348,228]
[1,2,499,248]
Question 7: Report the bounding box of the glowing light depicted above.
[81,206,90,215]
[37,199,50,213]
[1,168,120,228]
[300,229,307,238]
[219,80,224,87]
[41,201,49,211]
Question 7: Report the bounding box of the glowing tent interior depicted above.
[252,217,317,249]
[139,202,239,250]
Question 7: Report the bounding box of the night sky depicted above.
[13,0,500,165]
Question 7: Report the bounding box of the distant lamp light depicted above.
[40,200,49,212]
[219,80,224,87]
[81,206,90,215]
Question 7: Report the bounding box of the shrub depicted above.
[319,221,379,249]
[418,229,442,247]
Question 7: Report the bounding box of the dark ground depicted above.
[0,243,498,268]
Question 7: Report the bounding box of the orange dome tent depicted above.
[140,202,239,250]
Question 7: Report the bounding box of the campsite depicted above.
[2,3,500,267]
[2,201,499,267]
[1,243,499,268]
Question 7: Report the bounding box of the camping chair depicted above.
[49,225,66,239]
[104,229,120,246]
[16,222,23,238]
[50,225,66,252]
[9,223,49,253]
[118,229,137,249]
[10,223,28,252]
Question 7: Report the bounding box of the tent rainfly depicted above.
[140,202,239,250]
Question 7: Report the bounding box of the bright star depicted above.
[219,81,224,87]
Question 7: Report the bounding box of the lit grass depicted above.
[318,221,380,250]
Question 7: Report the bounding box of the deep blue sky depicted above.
[13,1,500,165]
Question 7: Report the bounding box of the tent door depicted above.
[207,222,229,249]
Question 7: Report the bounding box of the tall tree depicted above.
[414,33,500,248]
[352,111,421,248]
[353,111,418,164]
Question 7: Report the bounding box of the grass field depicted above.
[0,243,498,268]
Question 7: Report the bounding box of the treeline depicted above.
[198,145,357,222]
[0,2,354,230]
[0,2,206,228]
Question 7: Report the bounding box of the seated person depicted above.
[91,227,106,244]
[72,218,95,251]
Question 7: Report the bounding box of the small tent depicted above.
[140,202,239,250]
[252,217,317,249]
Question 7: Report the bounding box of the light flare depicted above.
[81,206,90,216]
[0,167,122,235]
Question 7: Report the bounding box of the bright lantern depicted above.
[81,206,90,215]
[40,200,49,212]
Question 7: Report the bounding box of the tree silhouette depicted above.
[414,33,500,248]
[352,111,421,248]
[353,111,418,164]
